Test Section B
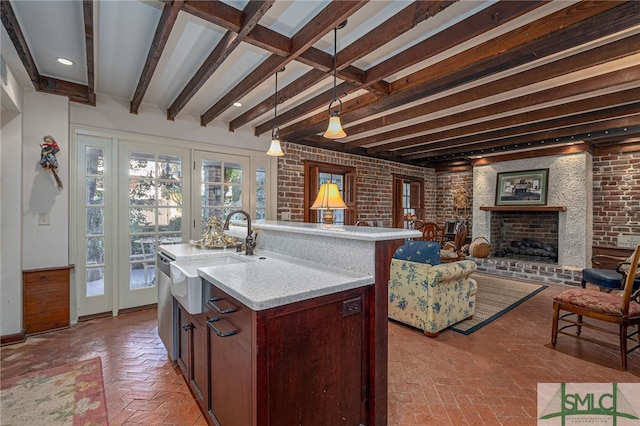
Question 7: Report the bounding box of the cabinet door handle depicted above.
[182,323,194,331]
[207,319,237,337]
[207,298,239,314]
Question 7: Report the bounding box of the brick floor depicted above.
[1,281,638,425]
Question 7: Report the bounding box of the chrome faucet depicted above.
[223,210,256,255]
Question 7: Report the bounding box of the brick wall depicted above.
[435,169,473,228]
[592,150,640,247]
[276,144,638,251]
[278,142,436,226]
[490,211,558,248]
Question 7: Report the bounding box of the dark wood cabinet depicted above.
[23,266,73,334]
[175,302,208,411]
[200,281,369,426]
[260,290,366,426]
[206,285,252,426]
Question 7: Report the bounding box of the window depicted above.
[393,174,424,228]
[304,161,356,225]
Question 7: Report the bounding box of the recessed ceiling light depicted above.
[233,102,242,107]
[57,57,74,66]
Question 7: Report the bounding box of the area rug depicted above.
[0,357,109,426]
[449,273,547,335]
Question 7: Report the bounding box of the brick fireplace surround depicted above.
[490,210,559,262]
[472,153,592,286]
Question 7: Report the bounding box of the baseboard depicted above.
[1,330,26,346]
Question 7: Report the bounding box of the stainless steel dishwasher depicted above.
[157,251,176,360]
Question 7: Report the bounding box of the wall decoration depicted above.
[495,168,548,206]
[40,135,63,190]
[454,185,470,219]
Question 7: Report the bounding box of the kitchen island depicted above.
[160,222,420,426]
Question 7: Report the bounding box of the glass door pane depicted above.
[194,151,249,239]
[255,165,266,222]
[76,135,113,317]
[402,182,416,229]
[120,147,186,310]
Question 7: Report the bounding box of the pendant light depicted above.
[266,68,285,156]
[323,21,347,140]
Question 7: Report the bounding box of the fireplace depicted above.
[490,211,559,264]
[471,154,592,284]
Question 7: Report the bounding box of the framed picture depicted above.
[495,168,549,206]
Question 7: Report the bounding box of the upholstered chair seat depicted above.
[582,267,640,291]
[553,289,640,317]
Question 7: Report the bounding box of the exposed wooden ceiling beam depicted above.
[279,0,551,140]
[408,116,640,161]
[1,0,40,88]
[200,0,368,126]
[130,0,183,114]
[1,0,95,104]
[230,0,454,132]
[83,0,95,105]
[181,0,381,101]
[166,0,274,121]
[246,1,454,136]
[344,0,639,148]
[229,69,326,132]
[284,1,632,142]
[363,66,640,152]
[393,95,640,156]
[240,1,453,136]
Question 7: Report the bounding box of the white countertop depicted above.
[159,243,238,261]
[252,221,421,241]
[160,221,417,311]
[198,251,373,311]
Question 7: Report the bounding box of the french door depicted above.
[74,130,274,318]
[75,135,114,317]
[118,143,190,310]
[75,133,189,317]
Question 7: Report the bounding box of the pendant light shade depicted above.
[323,22,347,140]
[267,128,285,156]
[267,69,285,157]
[324,107,347,139]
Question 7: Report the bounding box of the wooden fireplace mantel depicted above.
[480,206,567,212]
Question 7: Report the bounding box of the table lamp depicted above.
[310,183,347,225]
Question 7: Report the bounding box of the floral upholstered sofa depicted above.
[388,240,478,337]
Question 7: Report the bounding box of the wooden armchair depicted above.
[415,221,444,244]
[440,222,468,263]
[424,222,445,244]
[551,244,640,369]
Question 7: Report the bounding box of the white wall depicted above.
[1,62,24,336]
[71,95,270,153]
[22,93,70,269]
[473,152,593,268]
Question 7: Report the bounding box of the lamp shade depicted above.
[311,183,347,210]
[323,112,347,139]
[266,137,285,156]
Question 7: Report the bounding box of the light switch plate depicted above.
[38,212,50,226]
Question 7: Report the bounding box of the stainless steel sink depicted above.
[170,254,252,314]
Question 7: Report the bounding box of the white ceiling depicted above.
[2,0,639,166]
